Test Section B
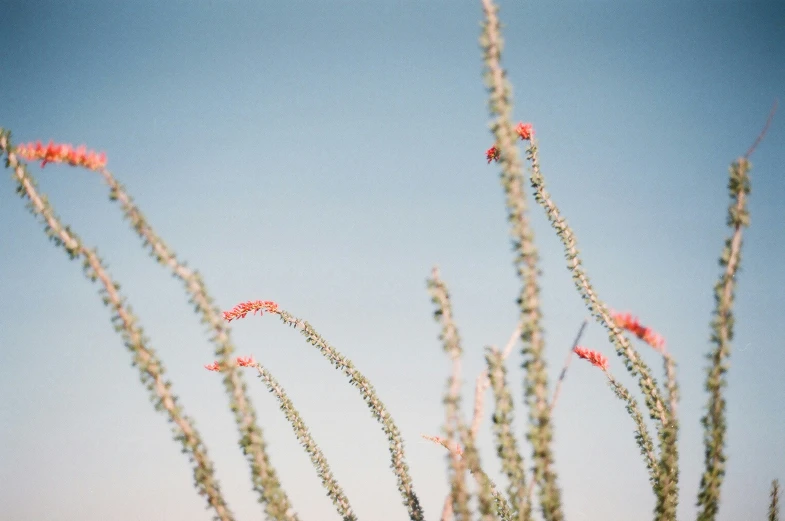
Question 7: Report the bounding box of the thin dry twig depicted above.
[744,99,778,159]
[549,320,589,411]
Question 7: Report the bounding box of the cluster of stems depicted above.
[3,1,779,519]
[9,130,299,520]
[1,130,235,521]
[222,301,425,521]
[89,153,297,521]
[478,5,682,512]
[207,356,357,521]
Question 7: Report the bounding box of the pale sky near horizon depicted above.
[1,1,784,520]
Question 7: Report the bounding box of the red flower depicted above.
[16,140,107,171]
[236,355,257,367]
[486,145,500,163]
[573,345,609,371]
[485,122,534,163]
[514,123,534,141]
[204,356,257,371]
[222,300,279,322]
[611,311,666,352]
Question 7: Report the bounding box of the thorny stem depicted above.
[524,140,678,518]
[249,362,357,521]
[698,102,775,520]
[696,157,751,521]
[269,308,425,521]
[428,267,471,521]
[525,140,670,427]
[487,348,532,521]
[769,480,781,521]
[605,373,660,489]
[479,1,563,519]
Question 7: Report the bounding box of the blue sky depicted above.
[1,1,783,520]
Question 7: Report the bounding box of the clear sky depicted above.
[1,1,783,520]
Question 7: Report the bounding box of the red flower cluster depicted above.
[486,122,534,163]
[204,355,257,371]
[486,146,500,163]
[611,311,666,352]
[573,345,609,371]
[515,123,534,141]
[16,140,107,171]
[236,355,256,367]
[222,300,279,322]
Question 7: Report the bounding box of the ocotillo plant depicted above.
[2,0,780,520]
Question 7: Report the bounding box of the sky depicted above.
[1,1,783,520]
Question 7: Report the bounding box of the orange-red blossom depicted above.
[486,146,500,163]
[486,122,534,163]
[573,345,609,372]
[515,123,534,141]
[205,301,276,370]
[16,140,107,171]
[611,311,666,352]
[222,300,279,322]
[205,355,257,371]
